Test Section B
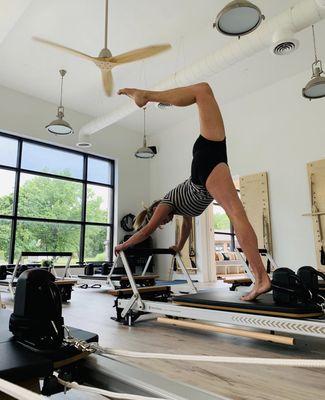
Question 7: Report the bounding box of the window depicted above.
[86,184,113,224]
[213,179,240,253]
[21,142,83,179]
[0,132,115,263]
[18,174,83,221]
[0,170,15,215]
[84,225,111,262]
[87,156,112,185]
[15,221,81,261]
[0,219,11,263]
[213,203,237,252]
[0,136,18,167]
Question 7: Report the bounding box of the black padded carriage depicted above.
[173,290,324,319]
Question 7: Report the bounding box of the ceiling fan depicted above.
[33,0,171,96]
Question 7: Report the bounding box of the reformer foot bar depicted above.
[109,248,198,293]
[107,248,197,293]
[114,249,325,339]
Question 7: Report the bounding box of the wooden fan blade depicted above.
[101,69,113,96]
[108,44,171,64]
[33,37,94,61]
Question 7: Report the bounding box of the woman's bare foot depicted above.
[117,88,148,108]
[241,276,272,301]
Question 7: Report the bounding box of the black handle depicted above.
[20,252,73,257]
[124,248,176,256]
[236,248,268,254]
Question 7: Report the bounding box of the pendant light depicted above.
[46,69,74,135]
[213,0,264,38]
[135,107,156,159]
[302,25,325,100]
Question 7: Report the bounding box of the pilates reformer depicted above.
[112,248,325,341]
[0,251,77,302]
[0,268,226,400]
[0,308,222,400]
[2,265,325,400]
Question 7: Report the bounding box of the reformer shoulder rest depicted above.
[272,266,325,306]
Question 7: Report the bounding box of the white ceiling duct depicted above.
[78,0,325,146]
[270,28,299,56]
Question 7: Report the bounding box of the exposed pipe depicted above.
[78,0,325,145]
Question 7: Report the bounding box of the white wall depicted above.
[3,64,324,273]
[0,84,150,244]
[149,69,325,276]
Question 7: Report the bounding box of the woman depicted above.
[114,83,271,301]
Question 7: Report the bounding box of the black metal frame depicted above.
[0,131,115,263]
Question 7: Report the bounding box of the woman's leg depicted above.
[206,164,271,300]
[118,83,225,141]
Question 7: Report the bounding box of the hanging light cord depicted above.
[143,107,147,147]
[105,0,109,49]
[59,74,64,108]
[312,25,318,63]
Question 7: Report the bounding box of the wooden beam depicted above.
[157,317,295,346]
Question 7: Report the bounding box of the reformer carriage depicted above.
[110,248,325,341]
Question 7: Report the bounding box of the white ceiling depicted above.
[0,0,324,135]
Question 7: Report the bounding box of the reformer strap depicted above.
[63,332,325,369]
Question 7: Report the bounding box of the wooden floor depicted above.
[1,283,325,400]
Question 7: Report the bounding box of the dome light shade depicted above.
[135,107,156,159]
[46,70,73,135]
[302,26,325,100]
[46,113,73,135]
[213,0,264,38]
[303,65,325,99]
[135,146,155,159]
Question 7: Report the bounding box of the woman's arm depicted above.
[115,204,173,254]
[172,216,192,252]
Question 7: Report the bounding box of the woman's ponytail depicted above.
[133,209,148,231]
[133,200,162,231]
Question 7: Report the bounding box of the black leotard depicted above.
[191,135,228,187]
[160,135,228,217]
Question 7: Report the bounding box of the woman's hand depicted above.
[169,245,182,254]
[114,243,128,256]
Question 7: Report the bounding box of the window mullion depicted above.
[79,155,88,264]
[9,139,22,263]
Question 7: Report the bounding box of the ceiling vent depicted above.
[271,28,299,56]
[155,102,173,110]
[273,40,298,55]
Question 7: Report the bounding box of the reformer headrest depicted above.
[9,268,64,351]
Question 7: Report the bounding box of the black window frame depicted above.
[0,131,115,264]
[213,189,240,252]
